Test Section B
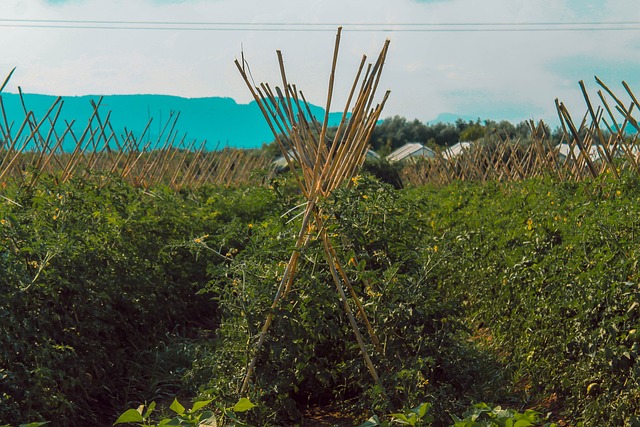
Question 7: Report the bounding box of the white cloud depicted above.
[1,0,640,126]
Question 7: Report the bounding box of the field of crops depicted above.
[5,27,640,427]
[3,167,640,426]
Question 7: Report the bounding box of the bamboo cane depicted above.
[237,29,390,395]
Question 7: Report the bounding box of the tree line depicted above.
[368,115,556,156]
[262,115,557,159]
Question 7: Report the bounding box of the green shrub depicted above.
[0,175,276,426]
[190,175,510,425]
[403,173,640,425]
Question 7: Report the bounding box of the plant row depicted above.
[4,170,640,426]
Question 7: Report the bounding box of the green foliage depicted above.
[0,174,276,426]
[367,116,535,155]
[7,167,640,426]
[359,402,556,427]
[359,403,434,427]
[401,172,640,425]
[450,403,556,427]
[459,124,485,142]
[113,397,255,426]
[190,174,509,425]
[362,158,404,189]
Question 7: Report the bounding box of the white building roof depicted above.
[556,143,603,163]
[386,142,435,163]
[366,149,381,159]
[442,141,472,159]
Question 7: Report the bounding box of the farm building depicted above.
[386,142,435,163]
[556,143,605,163]
[442,141,472,159]
[366,149,381,160]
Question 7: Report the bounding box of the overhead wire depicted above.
[1,18,640,32]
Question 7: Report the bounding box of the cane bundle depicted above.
[235,27,390,393]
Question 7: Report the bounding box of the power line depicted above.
[0,18,640,32]
[2,18,640,26]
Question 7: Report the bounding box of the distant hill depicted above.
[0,93,346,151]
[429,112,480,125]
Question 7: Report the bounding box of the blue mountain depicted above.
[0,93,346,151]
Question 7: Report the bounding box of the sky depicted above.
[1,0,640,128]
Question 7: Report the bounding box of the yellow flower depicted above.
[193,234,209,244]
[418,372,430,387]
[433,245,438,253]
[526,218,534,231]
[365,286,382,298]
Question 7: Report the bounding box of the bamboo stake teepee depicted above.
[234,27,390,394]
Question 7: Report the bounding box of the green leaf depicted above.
[19,423,50,427]
[390,413,415,425]
[415,403,431,418]
[521,410,540,421]
[144,401,157,419]
[357,415,381,427]
[231,397,256,413]
[514,421,534,427]
[170,398,186,415]
[191,399,213,412]
[158,417,183,425]
[114,409,144,424]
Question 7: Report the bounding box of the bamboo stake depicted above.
[237,29,390,395]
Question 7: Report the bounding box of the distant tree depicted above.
[459,123,485,142]
[435,125,459,146]
[369,115,411,154]
[261,140,283,158]
[265,115,545,159]
[455,118,469,132]
[515,121,532,139]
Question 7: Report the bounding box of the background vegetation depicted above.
[3,165,640,426]
[367,116,550,156]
